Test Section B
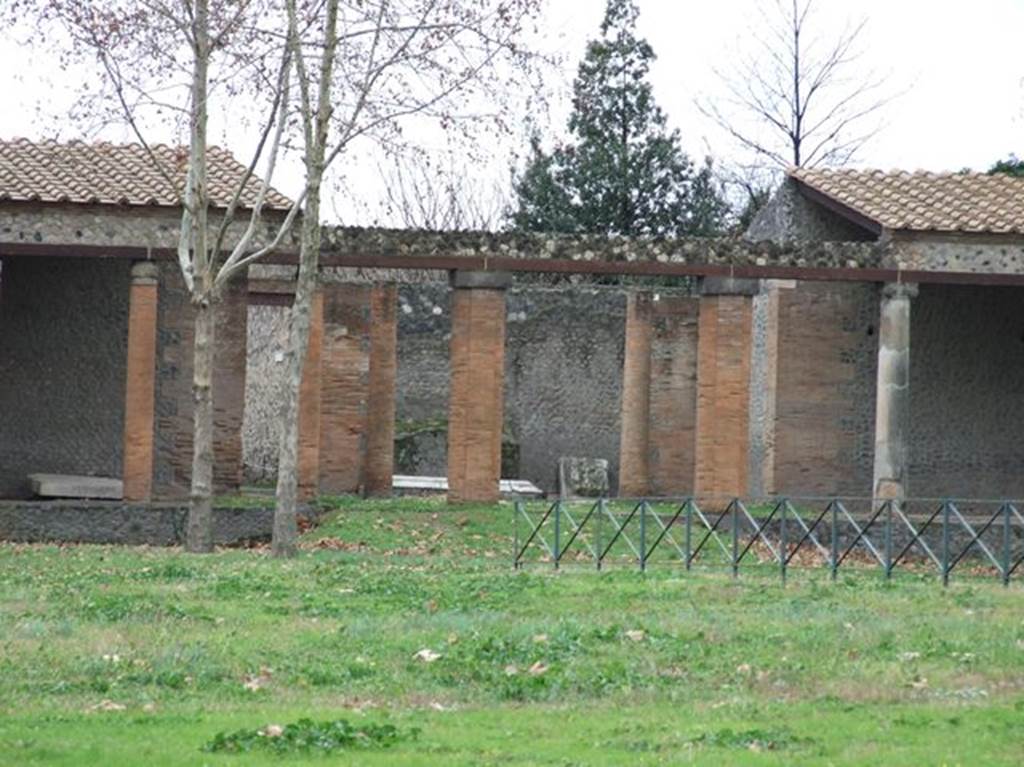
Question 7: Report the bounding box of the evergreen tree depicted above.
[990,155,1024,177]
[511,0,728,238]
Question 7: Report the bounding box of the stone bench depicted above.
[28,474,123,500]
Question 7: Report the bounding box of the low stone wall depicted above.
[0,501,316,546]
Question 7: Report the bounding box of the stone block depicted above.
[558,457,610,498]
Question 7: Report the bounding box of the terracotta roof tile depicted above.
[0,138,293,210]
[789,167,1024,235]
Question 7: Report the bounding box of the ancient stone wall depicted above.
[908,283,1024,498]
[243,283,629,493]
[771,281,879,497]
[0,257,130,497]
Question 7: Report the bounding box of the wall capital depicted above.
[881,281,919,300]
[130,260,159,284]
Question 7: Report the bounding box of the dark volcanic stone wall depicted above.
[909,284,1024,499]
[0,257,130,497]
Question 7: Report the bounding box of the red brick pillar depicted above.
[694,278,757,499]
[297,289,325,500]
[618,293,700,498]
[647,296,699,496]
[319,284,371,494]
[618,293,653,496]
[447,271,511,503]
[364,284,398,496]
[122,262,159,501]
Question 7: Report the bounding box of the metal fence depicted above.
[513,497,1024,585]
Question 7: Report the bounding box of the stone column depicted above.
[122,261,159,501]
[872,283,917,501]
[447,271,511,503]
[618,293,653,496]
[364,284,398,497]
[297,289,325,500]
[694,278,757,499]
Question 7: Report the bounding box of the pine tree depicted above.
[511,0,728,238]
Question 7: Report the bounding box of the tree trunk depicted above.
[272,238,318,555]
[272,182,322,558]
[186,296,216,552]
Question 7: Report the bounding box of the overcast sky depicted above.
[2,0,1022,223]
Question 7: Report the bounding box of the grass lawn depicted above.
[1,496,1022,766]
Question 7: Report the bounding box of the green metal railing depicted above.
[513,497,1024,586]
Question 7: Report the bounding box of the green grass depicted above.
[1,496,1023,765]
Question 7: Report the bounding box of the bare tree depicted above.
[377,154,510,231]
[13,0,302,552]
[270,0,543,556]
[702,0,891,168]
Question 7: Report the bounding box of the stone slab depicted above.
[28,474,123,500]
[393,475,543,498]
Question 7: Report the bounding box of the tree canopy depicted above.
[989,155,1024,177]
[510,0,728,238]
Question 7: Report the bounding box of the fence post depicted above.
[780,498,788,584]
[596,498,605,572]
[554,499,562,570]
[884,499,894,581]
[685,499,693,572]
[941,501,951,587]
[830,500,839,582]
[640,500,648,572]
[1003,503,1012,588]
[514,500,521,570]
[731,500,739,579]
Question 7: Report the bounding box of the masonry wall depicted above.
[772,281,879,497]
[0,257,130,497]
[396,284,627,493]
[908,284,1024,499]
[244,284,628,493]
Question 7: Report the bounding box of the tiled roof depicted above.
[790,167,1024,235]
[0,138,293,210]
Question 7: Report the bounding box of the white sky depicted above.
[2,0,1022,223]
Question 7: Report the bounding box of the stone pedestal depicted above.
[872,283,917,501]
[122,261,159,501]
[447,271,511,503]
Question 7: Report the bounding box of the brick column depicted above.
[122,262,159,501]
[297,289,325,500]
[872,283,917,501]
[618,293,653,496]
[364,284,398,497]
[618,293,699,497]
[447,271,511,503]
[694,278,757,499]
[319,284,371,494]
[647,296,699,496]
